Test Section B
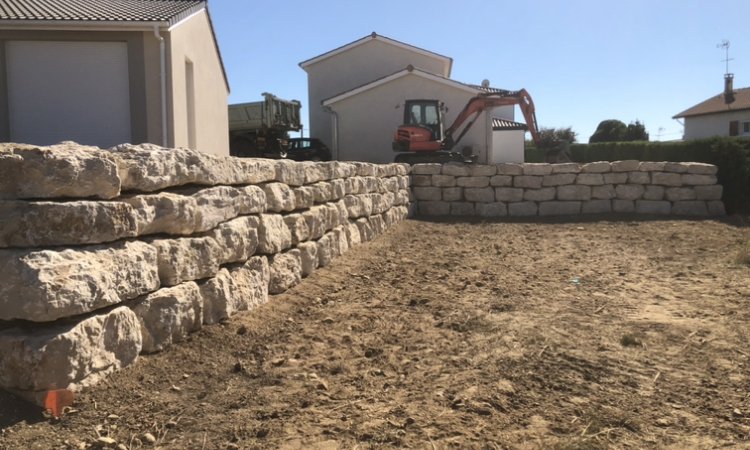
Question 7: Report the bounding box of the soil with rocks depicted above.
[2,215,750,450]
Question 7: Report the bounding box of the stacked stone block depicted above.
[413,161,725,217]
[0,142,410,403]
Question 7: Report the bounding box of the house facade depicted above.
[299,33,523,164]
[673,76,750,140]
[0,0,230,155]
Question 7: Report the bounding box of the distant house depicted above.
[299,32,522,164]
[0,0,230,155]
[673,75,750,140]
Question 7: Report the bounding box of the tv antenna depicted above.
[717,39,733,74]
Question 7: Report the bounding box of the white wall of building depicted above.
[684,110,750,139]
[490,130,525,163]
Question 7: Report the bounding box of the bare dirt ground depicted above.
[2,216,750,450]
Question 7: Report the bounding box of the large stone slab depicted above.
[269,250,302,295]
[0,306,141,396]
[262,182,296,212]
[150,236,222,286]
[0,142,121,200]
[304,206,331,240]
[538,201,581,216]
[133,282,202,353]
[274,159,306,186]
[0,241,160,322]
[209,216,259,265]
[257,214,293,254]
[125,192,198,236]
[284,213,311,245]
[200,256,269,325]
[297,241,319,277]
[0,200,138,248]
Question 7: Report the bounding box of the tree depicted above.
[589,119,627,143]
[625,120,649,141]
[529,127,577,148]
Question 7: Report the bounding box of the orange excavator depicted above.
[392,89,540,164]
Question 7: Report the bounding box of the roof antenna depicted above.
[717,40,735,104]
[717,39,733,75]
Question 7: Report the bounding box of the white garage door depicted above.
[6,41,131,147]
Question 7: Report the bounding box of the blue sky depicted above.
[210,0,748,142]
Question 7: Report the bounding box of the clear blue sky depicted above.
[210,0,748,142]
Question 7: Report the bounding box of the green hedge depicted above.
[524,137,750,213]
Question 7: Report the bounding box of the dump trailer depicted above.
[229,92,302,158]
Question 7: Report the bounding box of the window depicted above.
[742,121,750,135]
[729,120,738,136]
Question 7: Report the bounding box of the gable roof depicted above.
[673,87,750,118]
[0,0,204,24]
[321,66,481,106]
[300,32,453,78]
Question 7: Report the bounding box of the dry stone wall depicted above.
[0,142,409,404]
[411,161,725,217]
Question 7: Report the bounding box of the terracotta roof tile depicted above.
[673,86,750,118]
[0,0,204,23]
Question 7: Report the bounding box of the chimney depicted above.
[724,73,735,104]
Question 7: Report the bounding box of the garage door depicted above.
[6,41,131,147]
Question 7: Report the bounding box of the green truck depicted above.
[228,92,302,158]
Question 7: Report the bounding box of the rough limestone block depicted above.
[345,221,362,247]
[686,163,718,175]
[236,185,267,215]
[522,163,553,176]
[363,177,381,194]
[274,159,306,186]
[125,192,198,236]
[355,217,374,242]
[442,187,463,202]
[591,185,616,200]
[496,163,523,175]
[627,172,650,185]
[302,162,332,184]
[418,201,450,216]
[611,160,640,172]
[557,185,592,201]
[191,186,246,231]
[344,177,365,195]
[643,185,666,201]
[508,201,538,216]
[635,200,671,215]
[0,241,160,322]
[262,182,296,212]
[411,175,432,187]
[1,142,120,200]
[582,200,612,214]
[150,236,222,286]
[581,162,611,173]
[612,199,635,213]
[200,256,269,325]
[663,162,689,174]
[524,187,556,202]
[111,143,276,191]
[369,193,389,215]
[469,165,496,176]
[464,187,495,203]
[297,242,319,277]
[603,172,628,184]
[639,161,666,172]
[615,184,646,200]
[269,249,302,295]
[334,162,359,179]
[576,173,605,185]
[209,216,259,265]
[457,176,489,188]
[681,174,717,186]
[707,201,726,216]
[665,187,697,202]
[542,173,576,186]
[256,214,292,254]
[133,282,202,353]
[316,234,334,267]
[293,186,315,210]
[694,185,723,200]
[309,181,334,203]
[413,186,442,201]
[334,226,350,256]
[475,202,508,217]
[514,176,543,189]
[353,162,377,177]
[284,213,311,245]
[490,175,513,187]
[495,187,525,202]
[344,195,371,218]
[369,214,386,236]
[433,174,457,187]
[0,306,141,396]
[651,172,683,187]
[412,163,442,175]
[0,200,138,248]
[331,179,347,200]
[672,201,709,216]
[551,163,580,174]
[539,201,581,216]
[398,175,410,190]
[450,202,475,216]
[395,189,411,206]
[304,206,330,240]
[442,163,470,176]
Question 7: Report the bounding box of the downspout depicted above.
[153,25,168,147]
[323,105,339,160]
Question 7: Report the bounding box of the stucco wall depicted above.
[168,10,229,156]
[491,130,525,163]
[303,38,449,149]
[684,110,750,139]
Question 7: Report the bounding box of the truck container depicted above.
[228,92,302,158]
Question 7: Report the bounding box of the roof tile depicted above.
[0,0,204,23]
[674,86,750,118]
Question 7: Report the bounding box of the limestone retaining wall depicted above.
[411,161,725,217]
[0,143,410,403]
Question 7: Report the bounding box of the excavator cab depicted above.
[393,100,444,153]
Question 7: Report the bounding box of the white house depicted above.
[299,32,525,164]
[673,76,750,140]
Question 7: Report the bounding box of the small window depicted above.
[729,120,739,136]
[742,121,750,135]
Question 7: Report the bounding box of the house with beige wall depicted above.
[673,76,750,140]
[0,0,229,155]
[299,32,525,164]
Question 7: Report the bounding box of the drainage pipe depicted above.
[153,26,168,147]
[323,105,339,160]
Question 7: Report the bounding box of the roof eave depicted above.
[673,106,750,119]
[0,19,169,31]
